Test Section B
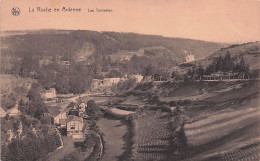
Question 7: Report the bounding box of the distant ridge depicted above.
[1,29,228,61]
[178,41,260,73]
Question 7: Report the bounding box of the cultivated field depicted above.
[135,111,171,161]
[183,98,260,161]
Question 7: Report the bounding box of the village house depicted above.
[143,75,169,82]
[186,53,195,62]
[91,79,104,91]
[61,61,70,66]
[78,103,86,117]
[143,76,152,82]
[48,107,67,127]
[42,88,57,100]
[66,115,84,139]
[109,65,120,72]
[131,74,144,83]
[7,104,20,116]
[120,55,131,62]
[91,77,125,91]
[103,77,123,87]
[152,75,169,82]
[54,111,67,128]
[1,108,7,117]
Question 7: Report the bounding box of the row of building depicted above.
[0,102,86,140]
[49,102,87,139]
[91,75,143,91]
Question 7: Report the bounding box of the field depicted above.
[97,117,128,161]
[182,97,260,161]
[135,111,171,161]
[126,80,260,160]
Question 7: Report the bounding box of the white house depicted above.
[120,55,131,61]
[43,88,57,99]
[1,108,7,117]
[186,53,195,62]
[8,106,20,116]
[66,115,84,139]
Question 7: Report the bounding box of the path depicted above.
[44,136,75,161]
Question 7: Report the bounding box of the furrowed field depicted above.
[135,111,171,161]
[181,94,260,161]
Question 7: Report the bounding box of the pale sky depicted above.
[1,0,260,43]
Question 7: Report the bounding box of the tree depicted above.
[205,64,215,75]
[171,70,179,81]
[67,102,76,108]
[86,100,102,120]
[222,51,234,72]
[26,84,47,120]
[235,57,249,73]
[186,68,196,80]
[215,56,224,72]
[116,77,137,91]
[18,99,27,114]
[196,65,205,79]
[144,64,157,76]
[108,70,121,78]
[19,55,40,78]
[1,93,17,109]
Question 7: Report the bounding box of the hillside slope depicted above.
[176,41,260,74]
[0,74,36,110]
[1,30,227,61]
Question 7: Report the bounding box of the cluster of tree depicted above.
[1,109,61,161]
[86,100,103,120]
[182,52,254,80]
[116,54,174,77]
[1,93,17,110]
[204,51,249,74]
[1,30,225,95]
[18,83,48,120]
[87,54,113,78]
[9,55,93,94]
[111,77,137,92]
[1,128,61,161]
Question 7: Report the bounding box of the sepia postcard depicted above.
[0,0,260,160]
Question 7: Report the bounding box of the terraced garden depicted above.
[135,111,172,161]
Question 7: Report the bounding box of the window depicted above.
[71,124,75,130]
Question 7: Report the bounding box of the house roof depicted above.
[60,119,67,125]
[79,103,86,108]
[1,108,7,117]
[1,107,7,112]
[48,107,62,117]
[8,104,19,113]
[67,115,83,123]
